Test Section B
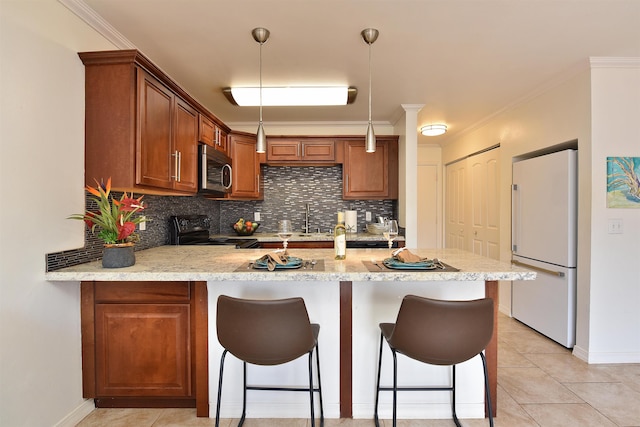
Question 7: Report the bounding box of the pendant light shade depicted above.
[252,27,270,153]
[361,28,379,153]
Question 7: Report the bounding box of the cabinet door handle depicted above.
[256,174,260,193]
[177,151,181,182]
[172,150,181,182]
[172,150,179,181]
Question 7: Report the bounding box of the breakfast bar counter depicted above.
[46,247,534,421]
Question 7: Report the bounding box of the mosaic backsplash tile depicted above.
[221,165,396,234]
[46,165,396,271]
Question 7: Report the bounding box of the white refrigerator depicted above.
[511,149,577,348]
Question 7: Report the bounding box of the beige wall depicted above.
[0,1,116,425]
[586,62,640,362]
[442,61,640,363]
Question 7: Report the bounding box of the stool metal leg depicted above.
[480,352,494,427]
[239,362,247,426]
[391,349,398,427]
[315,343,324,427]
[374,332,384,427]
[308,350,315,427]
[451,364,461,427]
[215,350,228,427]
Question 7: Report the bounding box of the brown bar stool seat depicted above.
[374,295,494,427]
[215,295,324,427]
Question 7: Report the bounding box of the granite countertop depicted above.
[216,232,405,242]
[45,247,535,282]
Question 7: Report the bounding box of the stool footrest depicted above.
[378,386,453,392]
[247,385,321,393]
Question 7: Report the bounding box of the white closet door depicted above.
[445,148,500,259]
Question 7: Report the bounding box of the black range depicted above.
[169,215,260,249]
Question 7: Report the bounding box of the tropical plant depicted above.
[68,178,147,244]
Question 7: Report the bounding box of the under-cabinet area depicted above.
[81,281,209,416]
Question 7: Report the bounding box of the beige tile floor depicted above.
[76,314,640,426]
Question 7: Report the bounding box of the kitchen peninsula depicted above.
[46,247,534,421]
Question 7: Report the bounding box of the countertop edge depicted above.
[45,246,536,282]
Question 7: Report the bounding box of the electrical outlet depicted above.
[365,211,372,221]
[139,216,147,231]
[254,212,261,221]
[608,218,623,234]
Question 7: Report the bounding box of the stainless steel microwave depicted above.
[198,144,232,196]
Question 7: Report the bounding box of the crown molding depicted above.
[58,0,136,49]
[589,57,640,68]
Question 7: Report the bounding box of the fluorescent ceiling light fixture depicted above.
[223,86,357,106]
[421,124,447,136]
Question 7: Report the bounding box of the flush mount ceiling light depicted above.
[361,28,379,153]
[421,124,448,136]
[223,86,357,106]
[252,27,269,153]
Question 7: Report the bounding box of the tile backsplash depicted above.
[221,165,396,234]
[46,165,396,271]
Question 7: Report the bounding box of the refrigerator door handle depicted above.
[512,183,520,252]
[512,259,565,277]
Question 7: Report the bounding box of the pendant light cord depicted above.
[368,41,372,125]
[259,41,263,124]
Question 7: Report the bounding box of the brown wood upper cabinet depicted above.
[342,137,399,200]
[79,50,217,195]
[229,132,263,200]
[266,138,336,164]
[199,114,228,154]
[137,69,198,193]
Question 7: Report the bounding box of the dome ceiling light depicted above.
[421,124,448,136]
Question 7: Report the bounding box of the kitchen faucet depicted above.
[303,203,310,234]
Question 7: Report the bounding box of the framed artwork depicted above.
[607,157,640,208]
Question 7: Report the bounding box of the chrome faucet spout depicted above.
[303,203,311,234]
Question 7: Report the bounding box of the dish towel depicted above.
[259,250,289,271]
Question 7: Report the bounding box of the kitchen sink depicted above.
[296,233,331,238]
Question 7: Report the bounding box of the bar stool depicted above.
[374,295,494,427]
[215,295,324,427]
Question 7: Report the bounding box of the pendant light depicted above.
[361,28,379,153]
[252,27,270,153]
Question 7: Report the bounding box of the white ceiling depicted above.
[80,0,640,144]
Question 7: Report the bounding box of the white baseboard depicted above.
[573,345,640,364]
[54,399,94,427]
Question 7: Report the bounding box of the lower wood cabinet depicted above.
[81,281,209,416]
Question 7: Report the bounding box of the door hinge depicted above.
[512,184,518,191]
[512,244,517,252]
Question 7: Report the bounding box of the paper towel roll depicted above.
[345,210,358,233]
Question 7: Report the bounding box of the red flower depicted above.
[115,193,145,212]
[84,211,99,229]
[117,221,136,241]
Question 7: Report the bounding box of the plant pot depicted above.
[102,243,135,268]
